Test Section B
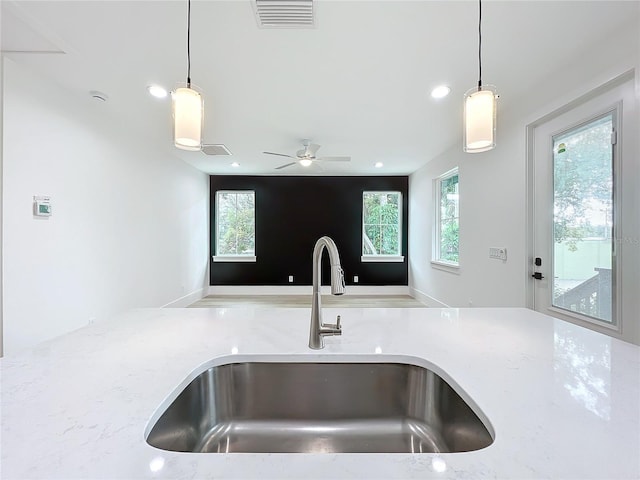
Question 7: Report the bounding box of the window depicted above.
[214,191,256,262]
[433,169,459,268]
[362,191,404,262]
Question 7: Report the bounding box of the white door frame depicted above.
[526,69,638,344]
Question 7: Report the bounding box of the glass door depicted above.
[551,113,615,324]
[528,74,640,342]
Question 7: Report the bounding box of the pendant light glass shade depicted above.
[173,86,203,151]
[463,85,497,153]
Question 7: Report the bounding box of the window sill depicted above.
[213,256,257,263]
[431,260,460,274]
[361,255,405,263]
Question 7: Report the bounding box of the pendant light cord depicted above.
[187,0,192,88]
[477,0,482,90]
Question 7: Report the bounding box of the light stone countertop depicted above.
[1,307,639,479]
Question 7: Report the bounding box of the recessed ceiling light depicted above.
[431,85,451,99]
[231,162,240,168]
[147,85,168,99]
[375,162,384,168]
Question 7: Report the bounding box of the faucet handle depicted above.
[324,315,342,332]
[322,315,342,335]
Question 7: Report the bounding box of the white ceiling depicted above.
[2,0,638,175]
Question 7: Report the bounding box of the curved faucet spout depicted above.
[313,236,345,296]
[309,236,345,349]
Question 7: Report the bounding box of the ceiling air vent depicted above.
[254,0,315,28]
[201,144,232,156]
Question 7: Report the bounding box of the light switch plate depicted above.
[489,247,507,260]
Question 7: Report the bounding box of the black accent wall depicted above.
[210,176,409,286]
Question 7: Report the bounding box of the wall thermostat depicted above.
[33,196,52,217]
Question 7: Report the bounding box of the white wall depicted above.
[409,17,640,311]
[0,9,4,356]
[409,121,526,308]
[2,58,210,355]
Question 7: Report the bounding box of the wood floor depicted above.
[189,295,426,308]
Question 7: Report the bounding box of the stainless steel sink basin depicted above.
[146,360,493,453]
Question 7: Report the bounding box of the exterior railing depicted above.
[554,268,612,321]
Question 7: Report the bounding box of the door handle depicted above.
[532,257,544,279]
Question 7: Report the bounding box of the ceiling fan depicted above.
[263,141,351,170]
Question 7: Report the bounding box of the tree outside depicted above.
[363,192,400,255]
[553,115,613,252]
[552,114,613,322]
[217,192,255,255]
[439,174,459,263]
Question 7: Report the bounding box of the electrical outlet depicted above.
[353,275,359,283]
[288,275,294,283]
[489,247,507,260]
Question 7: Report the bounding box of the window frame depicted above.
[361,191,404,263]
[432,168,460,272]
[213,190,257,263]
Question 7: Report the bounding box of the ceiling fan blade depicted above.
[275,162,297,170]
[317,156,351,162]
[307,143,321,156]
[263,151,295,158]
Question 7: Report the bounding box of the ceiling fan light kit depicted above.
[173,0,204,151]
[263,141,351,170]
[463,0,498,153]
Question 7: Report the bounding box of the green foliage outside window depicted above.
[439,173,459,263]
[363,192,401,256]
[217,191,255,256]
[553,115,613,252]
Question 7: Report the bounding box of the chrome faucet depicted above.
[309,236,345,349]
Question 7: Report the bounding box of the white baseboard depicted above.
[409,287,449,308]
[207,285,411,296]
[162,288,207,308]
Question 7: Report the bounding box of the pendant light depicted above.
[173,0,203,151]
[463,0,497,153]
